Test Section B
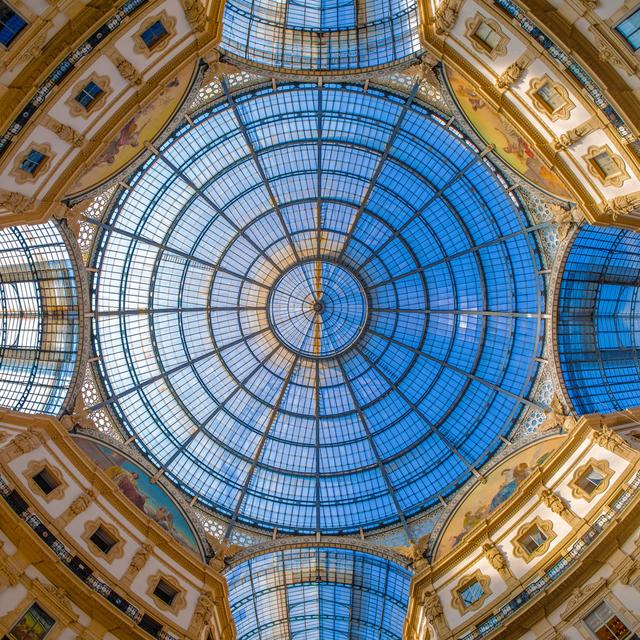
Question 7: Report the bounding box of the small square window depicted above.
[6,602,55,639]
[584,601,633,639]
[153,579,179,606]
[32,468,60,495]
[0,1,27,48]
[74,81,104,110]
[535,81,567,114]
[458,579,485,608]
[575,465,605,495]
[616,8,640,52]
[590,151,622,180]
[20,149,46,175]
[519,524,547,555]
[140,20,168,49]
[89,525,118,554]
[474,21,502,51]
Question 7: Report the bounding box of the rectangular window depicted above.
[6,602,55,640]
[89,526,117,554]
[74,81,104,110]
[616,8,640,51]
[0,1,27,48]
[591,151,622,180]
[19,149,46,175]
[575,465,605,495]
[140,20,168,49]
[520,524,547,554]
[474,21,501,51]
[153,579,178,606]
[458,579,485,608]
[584,601,634,640]
[31,468,60,495]
[535,81,566,113]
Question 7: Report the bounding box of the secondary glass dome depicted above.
[220,0,421,73]
[91,82,545,535]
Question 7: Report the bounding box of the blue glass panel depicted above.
[616,8,640,51]
[0,1,27,47]
[75,80,104,108]
[221,0,421,71]
[557,226,640,414]
[19,149,45,174]
[225,547,412,640]
[140,19,167,48]
[91,83,545,535]
[0,221,79,414]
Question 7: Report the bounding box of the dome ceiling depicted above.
[90,81,546,536]
[220,0,421,73]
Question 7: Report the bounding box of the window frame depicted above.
[0,0,27,49]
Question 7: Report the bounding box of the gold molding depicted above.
[64,72,112,118]
[569,458,614,502]
[146,571,187,616]
[526,74,576,121]
[133,10,177,57]
[465,13,509,60]
[23,459,68,503]
[9,142,55,184]
[81,518,125,563]
[451,569,492,614]
[512,516,557,563]
[584,144,630,187]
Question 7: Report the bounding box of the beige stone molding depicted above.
[421,588,453,639]
[465,12,509,60]
[188,589,218,636]
[146,571,188,615]
[553,117,599,151]
[180,0,207,33]
[81,518,126,563]
[591,423,632,457]
[600,193,640,222]
[451,569,492,614]
[569,458,614,502]
[0,427,49,463]
[23,459,68,503]
[9,142,55,185]
[538,487,582,527]
[512,516,557,563]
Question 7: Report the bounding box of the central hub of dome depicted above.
[268,261,368,358]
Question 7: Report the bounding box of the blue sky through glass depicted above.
[91,82,545,536]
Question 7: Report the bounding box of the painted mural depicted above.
[68,63,197,197]
[435,436,564,559]
[74,437,200,555]
[445,66,572,200]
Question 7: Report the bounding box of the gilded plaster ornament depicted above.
[202,49,239,84]
[109,51,143,86]
[601,194,640,221]
[208,534,241,571]
[0,428,48,461]
[422,589,452,637]
[42,115,85,148]
[553,121,595,151]
[403,54,439,87]
[59,489,97,526]
[434,0,463,36]
[122,542,154,585]
[181,0,207,33]
[60,395,94,431]
[561,577,606,617]
[540,393,577,432]
[0,189,35,214]
[482,541,511,581]
[546,205,583,243]
[538,487,570,517]
[496,53,533,90]
[592,424,627,453]
[191,589,218,630]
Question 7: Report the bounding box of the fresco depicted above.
[435,436,564,559]
[445,66,572,201]
[68,63,197,197]
[74,436,200,555]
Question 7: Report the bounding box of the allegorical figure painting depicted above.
[435,436,563,559]
[74,436,200,555]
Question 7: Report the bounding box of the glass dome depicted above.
[91,82,545,535]
[225,546,412,639]
[0,221,79,414]
[557,225,640,415]
[220,0,421,73]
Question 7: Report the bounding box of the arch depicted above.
[556,225,640,415]
[0,220,80,414]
